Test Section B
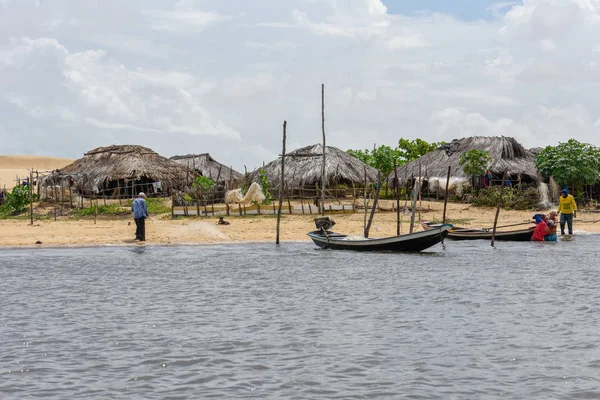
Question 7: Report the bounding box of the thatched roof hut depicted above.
[247,143,379,189]
[395,136,540,187]
[40,145,189,197]
[170,153,244,189]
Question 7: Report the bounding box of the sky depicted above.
[1,0,600,172]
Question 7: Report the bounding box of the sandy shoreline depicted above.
[1,200,599,248]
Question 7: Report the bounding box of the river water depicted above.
[1,236,599,399]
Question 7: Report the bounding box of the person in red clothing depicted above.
[531,214,549,241]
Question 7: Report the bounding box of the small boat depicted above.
[307,224,453,252]
[420,221,534,241]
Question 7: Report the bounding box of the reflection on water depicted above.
[1,236,600,399]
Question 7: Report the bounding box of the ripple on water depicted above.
[1,237,600,398]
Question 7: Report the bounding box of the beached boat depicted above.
[307,224,452,252]
[420,221,534,241]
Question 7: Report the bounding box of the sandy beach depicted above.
[1,200,599,247]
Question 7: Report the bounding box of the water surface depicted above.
[1,236,599,399]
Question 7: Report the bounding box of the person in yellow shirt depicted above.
[557,189,577,235]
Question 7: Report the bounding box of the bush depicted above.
[0,185,34,216]
[472,186,539,210]
[125,197,171,214]
[74,204,126,217]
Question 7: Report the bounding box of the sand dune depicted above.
[0,155,72,189]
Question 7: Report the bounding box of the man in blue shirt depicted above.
[131,192,148,241]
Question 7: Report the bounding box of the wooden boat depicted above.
[420,221,534,241]
[307,224,452,252]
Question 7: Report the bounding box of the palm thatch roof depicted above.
[396,136,540,184]
[247,143,379,188]
[170,153,244,183]
[40,144,189,193]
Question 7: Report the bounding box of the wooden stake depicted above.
[276,121,287,244]
[442,166,451,224]
[491,171,508,247]
[321,83,326,216]
[409,176,419,233]
[364,170,381,238]
[394,160,400,235]
[29,169,33,225]
[363,166,368,233]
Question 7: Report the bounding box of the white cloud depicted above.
[2,0,600,169]
[142,1,234,32]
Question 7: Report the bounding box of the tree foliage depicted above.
[346,149,373,166]
[371,145,401,176]
[0,185,33,216]
[459,149,490,177]
[258,169,273,205]
[397,138,445,162]
[192,176,215,191]
[535,139,600,190]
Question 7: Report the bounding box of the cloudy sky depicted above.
[1,0,600,171]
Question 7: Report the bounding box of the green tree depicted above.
[459,149,491,196]
[0,185,33,216]
[535,139,600,197]
[192,176,215,191]
[397,138,445,162]
[258,169,273,205]
[346,149,373,165]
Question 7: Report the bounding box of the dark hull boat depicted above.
[420,221,534,242]
[307,225,452,252]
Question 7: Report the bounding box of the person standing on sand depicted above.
[131,192,148,241]
[557,189,577,235]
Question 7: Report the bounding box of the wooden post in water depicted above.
[276,121,287,244]
[394,160,400,235]
[418,159,422,224]
[364,170,381,238]
[321,83,326,216]
[363,166,368,233]
[442,166,451,224]
[491,171,508,247]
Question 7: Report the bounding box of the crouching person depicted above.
[531,214,549,242]
[544,211,558,242]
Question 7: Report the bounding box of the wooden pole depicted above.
[321,83,326,216]
[364,170,381,238]
[442,166,451,224]
[29,169,33,225]
[409,176,419,233]
[276,121,287,245]
[171,193,175,219]
[363,166,368,233]
[491,171,508,247]
[394,160,400,235]
[418,159,422,222]
[94,196,97,225]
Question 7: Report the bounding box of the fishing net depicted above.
[225,182,266,205]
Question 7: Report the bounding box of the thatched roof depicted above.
[170,153,244,182]
[247,143,379,188]
[395,136,540,183]
[40,144,189,191]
